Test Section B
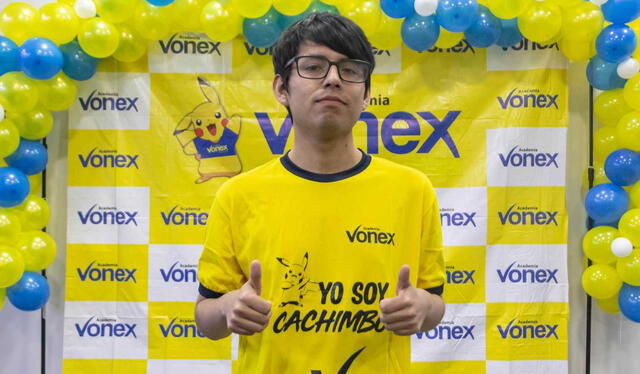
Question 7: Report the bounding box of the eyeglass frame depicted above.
[283,55,373,83]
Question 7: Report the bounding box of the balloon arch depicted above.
[0,0,639,321]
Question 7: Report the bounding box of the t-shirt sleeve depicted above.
[197,187,245,298]
[417,178,445,296]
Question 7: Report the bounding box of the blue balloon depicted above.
[381,0,415,19]
[436,0,479,33]
[401,13,439,52]
[596,24,637,63]
[0,167,29,207]
[278,0,339,30]
[7,272,50,311]
[496,18,522,48]
[585,183,630,223]
[592,218,620,228]
[146,0,175,5]
[619,283,640,323]
[18,38,63,80]
[602,0,640,25]
[4,139,48,176]
[243,8,283,48]
[586,55,627,90]
[464,5,501,48]
[59,40,98,81]
[0,36,19,75]
[604,149,640,186]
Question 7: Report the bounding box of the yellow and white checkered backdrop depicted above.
[62,34,569,374]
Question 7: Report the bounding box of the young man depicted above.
[195,13,445,374]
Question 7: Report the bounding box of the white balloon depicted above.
[415,0,438,17]
[611,237,634,258]
[591,0,609,6]
[75,0,97,19]
[618,58,640,79]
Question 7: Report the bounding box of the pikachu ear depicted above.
[197,76,222,105]
[277,257,290,268]
[302,252,309,271]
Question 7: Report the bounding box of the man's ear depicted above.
[273,74,289,107]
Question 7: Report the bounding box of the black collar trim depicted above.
[280,149,371,182]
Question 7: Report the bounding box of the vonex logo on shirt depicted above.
[78,89,139,112]
[346,225,395,246]
[446,266,475,285]
[427,39,475,54]
[160,205,208,226]
[496,318,559,340]
[498,204,559,226]
[158,317,205,338]
[158,33,222,56]
[498,146,559,168]
[440,208,477,227]
[75,316,138,338]
[415,320,476,341]
[496,262,559,284]
[77,204,138,226]
[497,88,559,110]
[78,148,139,169]
[77,261,137,283]
[159,261,197,283]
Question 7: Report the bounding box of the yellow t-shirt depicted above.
[198,150,445,374]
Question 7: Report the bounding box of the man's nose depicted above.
[323,64,342,87]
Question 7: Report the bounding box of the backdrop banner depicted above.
[62,34,569,374]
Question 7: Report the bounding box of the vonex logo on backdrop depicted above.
[440,208,477,228]
[346,225,395,246]
[427,39,475,54]
[75,316,138,338]
[415,320,476,341]
[160,206,208,226]
[497,88,559,110]
[257,111,462,157]
[158,317,205,338]
[498,145,559,168]
[78,89,139,112]
[77,204,138,226]
[496,262,559,284]
[498,204,558,226]
[78,148,139,169]
[501,39,559,52]
[160,262,198,283]
[77,261,138,283]
[446,265,476,285]
[158,33,222,56]
[497,318,559,340]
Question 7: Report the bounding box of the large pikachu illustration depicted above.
[174,77,242,184]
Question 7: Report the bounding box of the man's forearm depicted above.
[194,292,234,340]
[419,290,446,332]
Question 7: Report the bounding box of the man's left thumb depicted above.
[396,265,411,294]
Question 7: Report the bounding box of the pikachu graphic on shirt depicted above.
[174,76,242,184]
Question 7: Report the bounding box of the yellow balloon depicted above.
[518,3,562,44]
[78,18,121,58]
[15,231,56,272]
[582,264,622,299]
[368,15,402,51]
[133,2,174,40]
[560,2,603,43]
[274,0,311,16]
[617,249,640,285]
[0,244,24,287]
[39,3,79,45]
[342,1,381,37]
[548,0,584,10]
[616,111,640,152]
[320,0,340,5]
[619,209,640,247]
[631,181,640,208]
[95,0,136,24]
[38,72,77,112]
[593,125,621,161]
[9,106,53,140]
[0,287,5,310]
[487,0,533,19]
[435,28,464,49]
[558,37,595,62]
[0,72,39,114]
[0,208,21,245]
[595,89,632,127]
[28,174,42,195]
[0,2,39,45]
[232,0,272,18]
[201,1,243,43]
[10,194,50,231]
[173,0,207,32]
[0,119,19,158]
[596,294,620,314]
[624,72,640,110]
[583,226,620,264]
[113,25,147,62]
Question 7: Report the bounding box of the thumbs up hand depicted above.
[223,260,272,335]
[379,265,434,336]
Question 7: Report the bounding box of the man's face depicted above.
[273,42,370,140]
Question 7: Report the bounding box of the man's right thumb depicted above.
[249,260,262,295]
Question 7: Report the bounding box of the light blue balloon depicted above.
[496,18,522,48]
[602,0,640,25]
[401,13,439,52]
[381,0,415,19]
[0,167,29,208]
[586,55,626,90]
[59,40,98,81]
[4,139,48,176]
[596,24,637,63]
[436,0,479,33]
[7,272,50,311]
[464,5,500,48]
[146,0,175,6]
[619,283,640,323]
[243,8,283,48]
[585,183,630,223]
[0,36,19,75]
[604,149,640,186]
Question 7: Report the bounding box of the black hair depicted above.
[272,12,376,94]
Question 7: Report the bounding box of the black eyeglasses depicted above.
[284,55,372,83]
